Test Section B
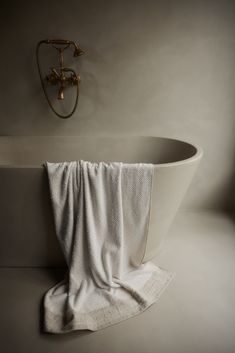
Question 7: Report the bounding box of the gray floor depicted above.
[1,211,235,353]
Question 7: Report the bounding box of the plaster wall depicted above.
[1,0,235,209]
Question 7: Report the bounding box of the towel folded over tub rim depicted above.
[44,160,174,333]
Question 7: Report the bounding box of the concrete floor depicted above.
[1,211,235,353]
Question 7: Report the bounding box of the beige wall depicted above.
[1,0,235,210]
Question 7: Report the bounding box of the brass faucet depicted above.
[36,39,84,118]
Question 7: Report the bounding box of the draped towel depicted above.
[44,161,173,333]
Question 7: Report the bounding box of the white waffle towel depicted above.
[44,161,173,333]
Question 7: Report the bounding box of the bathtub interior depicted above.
[0,136,198,166]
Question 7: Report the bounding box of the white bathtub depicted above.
[0,136,203,266]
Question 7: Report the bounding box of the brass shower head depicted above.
[73,44,84,57]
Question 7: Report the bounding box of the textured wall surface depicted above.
[1,0,235,209]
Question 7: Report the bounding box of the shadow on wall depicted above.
[224,159,235,219]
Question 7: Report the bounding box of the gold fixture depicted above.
[36,39,84,119]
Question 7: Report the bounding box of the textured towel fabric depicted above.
[44,161,173,333]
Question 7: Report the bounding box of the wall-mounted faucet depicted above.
[36,39,84,119]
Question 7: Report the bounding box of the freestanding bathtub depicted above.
[0,136,203,267]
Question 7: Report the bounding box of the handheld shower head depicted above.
[73,44,84,57]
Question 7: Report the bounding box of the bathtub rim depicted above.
[0,135,203,169]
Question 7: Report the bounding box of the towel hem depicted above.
[44,269,175,333]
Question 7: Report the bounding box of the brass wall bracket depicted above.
[36,39,84,119]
